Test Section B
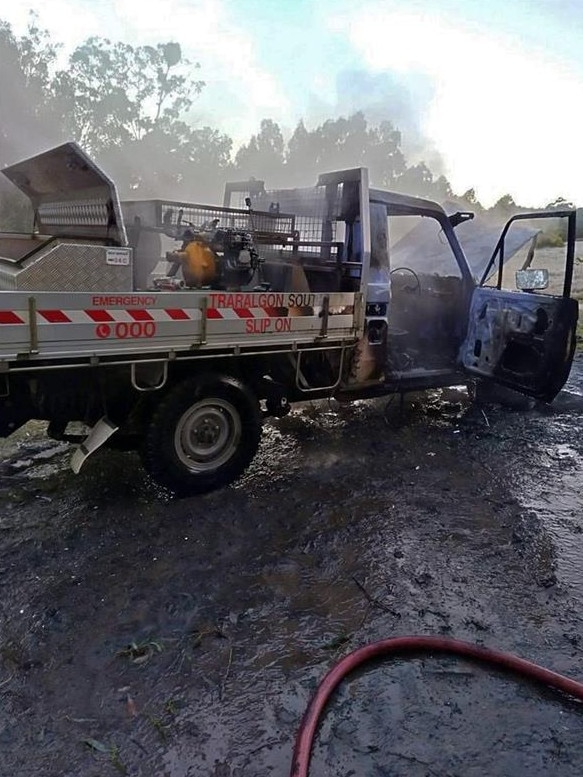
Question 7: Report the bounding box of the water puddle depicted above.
[502,355,583,596]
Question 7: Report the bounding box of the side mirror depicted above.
[515,268,549,292]
[449,211,474,228]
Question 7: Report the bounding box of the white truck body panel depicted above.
[0,290,358,365]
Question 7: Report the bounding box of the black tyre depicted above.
[142,374,262,496]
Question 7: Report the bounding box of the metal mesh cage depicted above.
[149,181,347,268]
[254,184,344,254]
[154,202,296,245]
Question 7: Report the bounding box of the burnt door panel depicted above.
[461,287,578,401]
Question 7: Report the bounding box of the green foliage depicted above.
[545,196,576,211]
[459,188,484,212]
[491,193,517,214]
[5,12,562,217]
[285,112,405,189]
[536,230,565,248]
[51,37,204,153]
[0,14,461,207]
[14,12,59,90]
[235,118,285,181]
[100,121,233,200]
[0,15,63,166]
[393,161,433,196]
[433,175,453,202]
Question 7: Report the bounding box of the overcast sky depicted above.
[3,0,583,206]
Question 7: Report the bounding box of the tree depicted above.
[284,113,406,189]
[432,175,453,202]
[101,121,233,201]
[364,119,406,188]
[393,162,433,197]
[0,15,61,228]
[0,17,211,219]
[0,14,461,222]
[285,119,319,184]
[12,12,59,93]
[0,15,62,167]
[544,196,576,211]
[491,194,517,215]
[458,188,484,213]
[52,38,204,154]
[234,119,285,182]
[539,197,578,241]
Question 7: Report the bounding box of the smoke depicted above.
[307,68,446,177]
[0,20,64,205]
[0,15,447,215]
[0,31,62,169]
[0,24,62,227]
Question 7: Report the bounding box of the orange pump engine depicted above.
[171,240,218,287]
[165,220,263,289]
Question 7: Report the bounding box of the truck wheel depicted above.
[142,375,262,496]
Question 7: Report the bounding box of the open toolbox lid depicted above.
[1,142,127,245]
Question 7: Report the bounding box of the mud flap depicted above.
[70,416,119,474]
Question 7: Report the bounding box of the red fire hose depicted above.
[290,635,583,777]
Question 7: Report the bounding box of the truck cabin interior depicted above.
[383,206,469,372]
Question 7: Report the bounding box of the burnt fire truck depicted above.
[0,143,578,494]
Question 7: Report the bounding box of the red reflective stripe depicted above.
[127,309,154,321]
[0,311,25,324]
[233,308,253,318]
[206,308,222,319]
[85,309,114,322]
[263,306,283,317]
[165,309,190,320]
[38,310,71,323]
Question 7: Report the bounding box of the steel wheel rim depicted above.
[174,398,242,472]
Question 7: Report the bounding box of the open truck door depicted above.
[461,211,578,402]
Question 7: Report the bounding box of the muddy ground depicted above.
[1,356,583,777]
